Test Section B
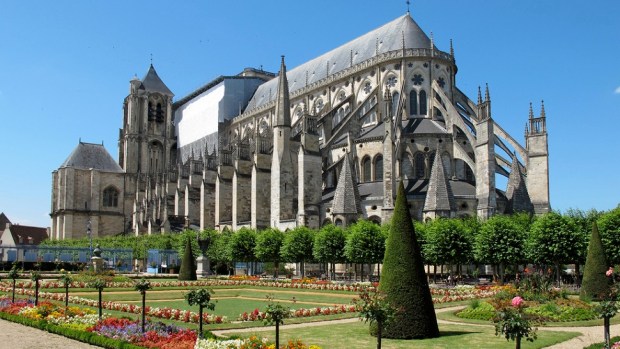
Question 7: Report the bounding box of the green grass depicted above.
[228,321,580,349]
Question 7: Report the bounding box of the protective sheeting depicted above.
[175,82,225,148]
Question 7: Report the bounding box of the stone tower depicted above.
[526,101,550,214]
[270,57,296,226]
[474,85,496,219]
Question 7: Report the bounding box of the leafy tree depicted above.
[580,222,611,301]
[345,220,385,281]
[255,228,284,277]
[424,218,473,278]
[379,181,438,339]
[178,237,197,281]
[280,226,315,278]
[313,224,347,280]
[475,215,526,282]
[598,207,620,265]
[7,264,20,303]
[31,271,41,306]
[210,229,234,274]
[185,288,215,338]
[228,227,257,274]
[527,212,584,285]
[354,288,398,349]
[58,271,72,308]
[565,208,601,283]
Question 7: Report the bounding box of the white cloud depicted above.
[615,87,620,94]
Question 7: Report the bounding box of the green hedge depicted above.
[0,312,143,349]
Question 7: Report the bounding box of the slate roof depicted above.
[423,148,456,212]
[60,142,124,173]
[246,14,433,111]
[402,118,448,134]
[3,224,48,245]
[0,212,10,233]
[331,153,362,214]
[356,122,384,142]
[140,64,174,96]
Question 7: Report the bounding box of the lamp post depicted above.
[87,219,92,258]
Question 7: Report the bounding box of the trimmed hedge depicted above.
[179,237,197,281]
[580,222,610,301]
[0,311,143,349]
[378,181,439,339]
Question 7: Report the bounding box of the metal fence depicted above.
[0,245,134,271]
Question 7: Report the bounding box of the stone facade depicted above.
[50,12,550,239]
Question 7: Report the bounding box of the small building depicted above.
[0,213,49,262]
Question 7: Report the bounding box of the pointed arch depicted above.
[414,152,425,179]
[374,154,383,181]
[419,90,427,116]
[409,90,418,115]
[361,156,372,182]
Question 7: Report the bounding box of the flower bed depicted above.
[194,336,321,349]
[238,304,357,322]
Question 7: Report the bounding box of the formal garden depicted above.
[0,194,619,348]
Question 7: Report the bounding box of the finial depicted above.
[524,122,529,135]
[376,38,379,55]
[350,49,353,67]
[406,0,411,14]
[450,39,454,58]
[150,53,153,66]
[485,83,490,102]
[280,55,285,64]
[528,102,534,119]
[401,31,406,52]
[430,32,434,50]
[477,86,482,104]
[540,100,546,117]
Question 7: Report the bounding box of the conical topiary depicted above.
[580,222,610,301]
[178,237,197,281]
[378,180,439,339]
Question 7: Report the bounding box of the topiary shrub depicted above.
[580,222,610,301]
[178,237,197,281]
[377,180,439,339]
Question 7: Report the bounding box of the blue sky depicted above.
[1,1,618,228]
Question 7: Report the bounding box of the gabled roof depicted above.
[0,213,11,233]
[423,147,456,213]
[4,224,48,245]
[402,118,448,134]
[331,153,362,215]
[60,142,123,173]
[246,13,433,111]
[140,64,174,96]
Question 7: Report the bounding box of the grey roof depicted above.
[246,14,432,111]
[423,148,456,212]
[140,65,174,96]
[331,153,362,215]
[60,142,123,173]
[356,122,384,142]
[402,118,448,134]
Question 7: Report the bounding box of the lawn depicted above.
[229,321,580,349]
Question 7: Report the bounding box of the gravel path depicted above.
[0,319,101,349]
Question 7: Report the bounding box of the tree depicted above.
[475,215,526,282]
[210,229,234,274]
[185,288,215,339]
[31,271,41,306]
[263,295,290,349]
[424,218,473,279]
[228,227,257,274]
[527,212,584,285]
[7,264,19,303]
[565,208,600,284]
[580,222,611,301]
[280,226,314,278]
[313,224,347,280]
[58,271,72,308]
[178,237,197,281]
[89,279,106,319]
[134,278,152,333]
[379,181,439,339]
[255,228,285,277]
[598,207,620,265]
[345,220,385,281]
[354,288,398,349]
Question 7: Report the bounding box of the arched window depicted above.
[414,152,425,179]
[409,90,418,115]
[361,156,372,182]
[103,187,119,207]
[419,90,427,116]
[335,218,343,227]
[149,141,163,174]
[374,155,383,181]
[391,92,399,117]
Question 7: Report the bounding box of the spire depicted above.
[141,64,173,96]
[485,83,490,102]
[477,86,483,105]
[540,100,546,118]
[529,102,534,119]
[505,152,532,214]
[406,0,411,14]
[274,56,291,127]
[332,153,362,215]
[450,39,455,59]
[423,144,456,216]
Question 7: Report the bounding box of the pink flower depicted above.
[607,267,614,277]
[511,296,524,308]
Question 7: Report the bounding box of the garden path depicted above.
[0,318,102,349]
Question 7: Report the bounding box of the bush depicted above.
[581,222,611,301]
[178,238,197,281]
[456,301,495,320]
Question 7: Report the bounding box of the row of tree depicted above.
[41,207,620,282]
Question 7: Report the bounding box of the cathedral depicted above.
[50,12,550,240]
